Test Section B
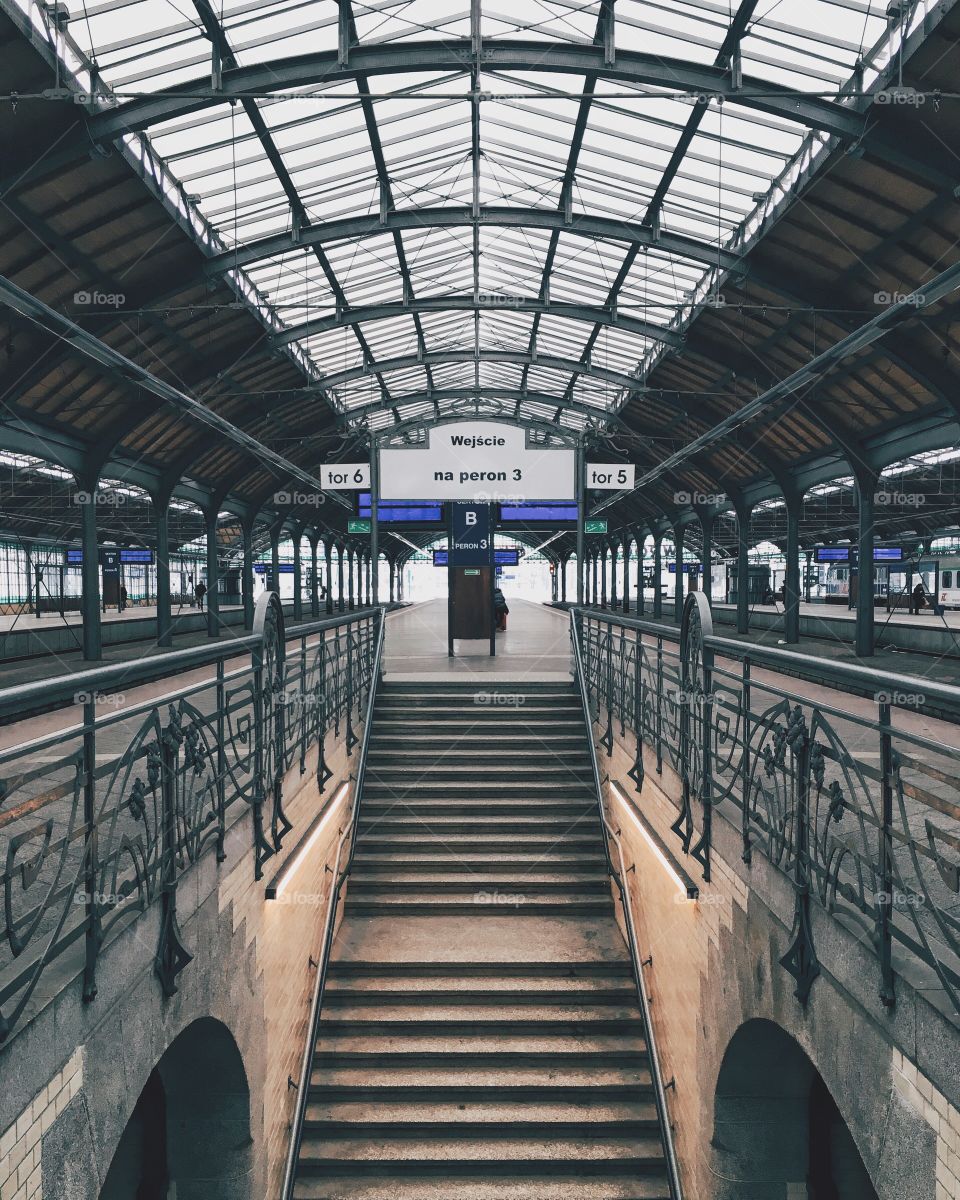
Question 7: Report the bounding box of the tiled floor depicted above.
[383,599,573,682]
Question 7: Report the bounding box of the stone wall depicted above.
[597,718,960,1200]
[0,732,356,1200]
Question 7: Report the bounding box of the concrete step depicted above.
[363,774,593,789]
[325,962,632,986]
[319,1003,641,1025]
[356,819,597,835]
[355,834,602,853]
[367,748,591,760]
[346,876,609,893]
[322,987,638,1007]
[295,1134,666,1170]
[351,855,607,872]
[369,735,588,747]
[312,1047,651,1068]
[372,719,586,732]
[308,1071,652,1094]
[362,785,594,798]
[359,804,596,819]
[303,1099,659,1127]
[316,1015,644,1037]
[293,1175,671,1199]
[344,897,612,916]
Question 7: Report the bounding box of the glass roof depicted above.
[34,0,926,432]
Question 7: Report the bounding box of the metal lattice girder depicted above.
[317,350,643,394]
[270,298,681,351]
[203,207,745,279]
[86,42,866,144]
[0,272,351,506]
[622,257,960,499]
[337,388,623,426]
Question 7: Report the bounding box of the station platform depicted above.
[0,601,246,662]
[383,598,572,682]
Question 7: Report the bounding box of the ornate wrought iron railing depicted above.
[0,594,384,1045]
[571,609,684,1200]
[280,604,386,1200]
[573,598,960,1020]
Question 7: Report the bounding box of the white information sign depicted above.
[379,421,575,502]
[320,462,370,490]
[587,462,635,490]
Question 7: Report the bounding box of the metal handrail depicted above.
[570,608,684,1200]
[0,607,383,724]
[578,605,960,715]
[280,605,386,1200]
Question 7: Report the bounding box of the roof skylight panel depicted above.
[354,0,471,44]
[535,315,592,360]
[356,315,422,361]
[481,0,597,42]
[306,326,368,376]
[476,311,536,348]
[590,326,651,374]
[613,1,724,62]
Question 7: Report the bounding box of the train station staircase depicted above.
[289,681,674,1199]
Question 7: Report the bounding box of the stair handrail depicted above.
[570,607,684,1200]
[280,605,387,1200]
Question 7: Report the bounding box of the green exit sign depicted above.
[585,519,608,534]
[348,518,371,534]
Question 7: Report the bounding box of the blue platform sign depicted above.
[449,503,493,567]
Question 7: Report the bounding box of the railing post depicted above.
[299,635,308,775]
[215,660,227,862]
[878,700,896,1008]
[155,708,192,996]
[655,637,664,774]
[82,697,100,1002]
[741,658,752,865]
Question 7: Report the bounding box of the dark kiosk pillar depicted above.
[242,519,255,630]
[78,471,102,661]
[292,528,303,622]
[309,534,320,618]
[205,507,220,637]
[784,492,801,645]
[337,547,345,612]
[735,501,752,636]
[636,529,646,617]
[673,525,685,624]
[155,499,172,648]
[347,550,355,610]
[699,509,714,603]
[653,534,663,620]
[325,543,335,615]
[270,527,281,602]
[855,470,878,657]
